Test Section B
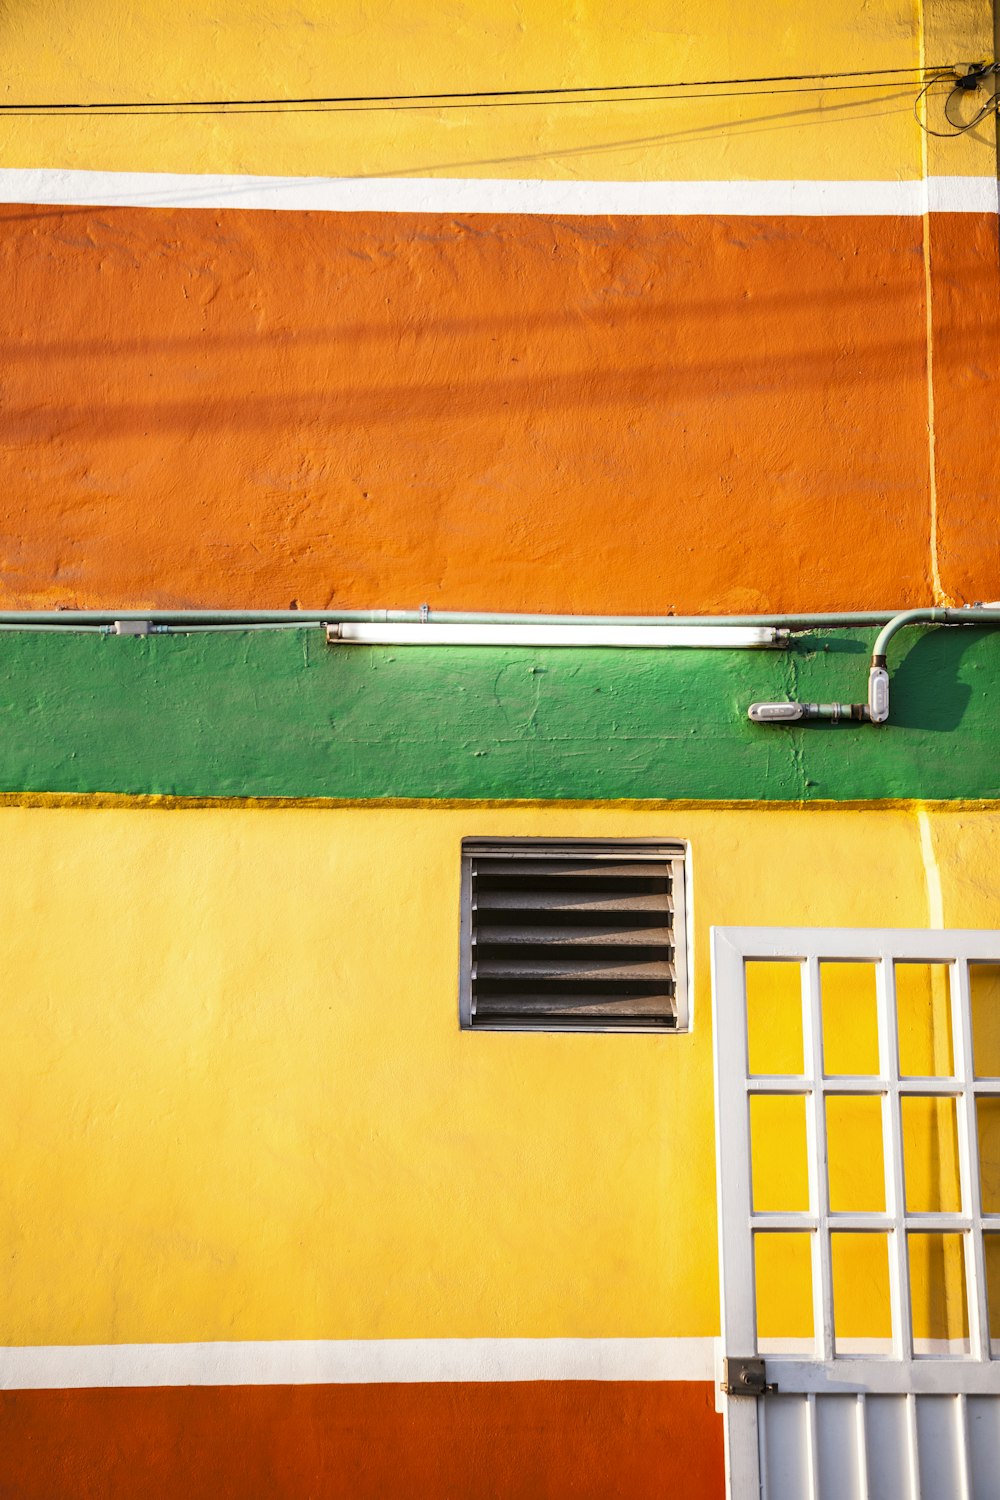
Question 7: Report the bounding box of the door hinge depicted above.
[721,1356,777,1396]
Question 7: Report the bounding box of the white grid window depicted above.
[714,928,1000,1500]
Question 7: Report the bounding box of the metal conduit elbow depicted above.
[749,605,1000,728]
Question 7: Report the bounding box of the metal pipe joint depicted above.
[749,605,1000,728]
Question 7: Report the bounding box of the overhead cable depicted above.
[913,63,1000,137]
[1,82,952,119]
[0,62,976,116]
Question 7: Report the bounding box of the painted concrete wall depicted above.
[0,627,999,800]
[0,0,996,613]
[1,0,998,1494]
[1,0,979,180]
[1,802,993,1346]
[2,801,998,1493]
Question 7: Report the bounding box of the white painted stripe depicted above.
[0,1336,715,1390]
[0,169,995,216]
[926,176,1000,213]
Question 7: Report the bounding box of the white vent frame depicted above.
[459,837,689,1033]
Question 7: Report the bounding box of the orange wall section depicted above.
[928,212,1000,606]
[0,1382,724,1499]
[3,202,979,615]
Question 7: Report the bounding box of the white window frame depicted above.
[713,926,1000,1500]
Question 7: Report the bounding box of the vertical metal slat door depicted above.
[713,927,1000,1500]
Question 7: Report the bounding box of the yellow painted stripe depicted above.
[0,0,992,182]
[3,794,1000,812]
[6,803,997,1345]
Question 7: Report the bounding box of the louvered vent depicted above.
[460,840,687,1031]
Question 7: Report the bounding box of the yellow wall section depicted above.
[0,0,992,180]
[2,803,999,1347]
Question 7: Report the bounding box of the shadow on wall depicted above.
[887,629,981,733]
[358,89,922,180]
[0,265,982,361]
[0,214,965,438]
[0,83,924,188]
[0,192,995,613]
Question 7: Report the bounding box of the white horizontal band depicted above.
[329,622,782,648]
[0,1336,715,1390]
[0,168,995,216]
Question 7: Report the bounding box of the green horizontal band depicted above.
[0,626,997,801]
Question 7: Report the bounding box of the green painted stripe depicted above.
[0,627,997,801]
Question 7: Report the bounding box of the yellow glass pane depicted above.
[895,963,953,1077]
[821,962,879,1076]
[986,1235,1000,1356]
[746,962,803,1076]
[902,1096,962,1214]
[909,1233,969,1353]
[751,1094,809,1212]
[978,1098,1000,1214]
[970,965,1000,1078]
[832,1233,892,1353]
[755,1232,813,1349]
[827,1095,885,1212]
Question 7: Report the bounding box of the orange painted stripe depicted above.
[2,204,986,614]
[0,1381,724,1498]
[927,212,1000,606]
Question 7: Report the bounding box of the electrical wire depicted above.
[914,63,999,137]
[0,62,972,116]
[1,80,945,120]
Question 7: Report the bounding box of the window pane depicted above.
[821,962,879,1075]
[909,1233,969,1355]
[751,1093,809,1212]
[746,961,803,1076]
[895,963,953,1077]
[902,1096,961,1214]
[827,1095,885,1212]
[832,1232,892,1355]
[970,964,1000,1077]
[755,1231,813,1352]
[986,1234,1000,1357]
[978,1097,1000,1214]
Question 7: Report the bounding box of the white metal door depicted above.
[713,927,1000,1500]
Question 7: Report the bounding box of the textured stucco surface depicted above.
[1,0,997,1491]
[0,628,997,800]
[0,802,963,1347]
[0,1384,726,1500]
[1,0,978,182]
[0,1,996,614]
[2,205,998,613]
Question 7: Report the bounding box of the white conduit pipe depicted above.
[748,605,1000,726]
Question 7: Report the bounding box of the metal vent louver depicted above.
[461,840,686,1031]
